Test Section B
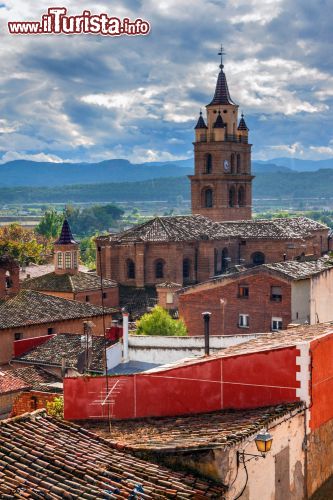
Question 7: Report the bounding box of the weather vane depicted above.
[218,44,226,69]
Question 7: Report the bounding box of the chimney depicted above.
[122,312,129,362]
[202,312,212,356]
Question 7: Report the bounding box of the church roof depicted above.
[238,113,249,131]
[213,111,225,128]
[54,219,78,245]
[22,271,117,293]
[100,216,328,244]
[208,66,236,106]
[194,111,208,129]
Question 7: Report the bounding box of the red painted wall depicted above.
[64,346,300,420]
[310,334,333,430]
[13,334,55,357]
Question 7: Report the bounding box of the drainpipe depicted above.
[122,312,129,362]
[202,312,211,356]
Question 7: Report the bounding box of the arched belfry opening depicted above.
[0,255,20,298]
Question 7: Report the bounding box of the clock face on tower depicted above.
[224,159,230,172]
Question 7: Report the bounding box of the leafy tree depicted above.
[46,397,64,419]
[136,306,187,336]
[0,224,46,265]
[35,208,64,239]
[80,235,97,269]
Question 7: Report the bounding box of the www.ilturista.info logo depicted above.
[8,8,151,36]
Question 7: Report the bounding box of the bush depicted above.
[46,396,64,419]
[136,306,187,336]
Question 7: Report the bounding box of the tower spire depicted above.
[218,44,226,70]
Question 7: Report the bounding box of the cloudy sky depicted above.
[0,0,332,164]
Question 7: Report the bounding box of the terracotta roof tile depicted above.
[100,215,327,244]
[22,271,117,293]
[0,290,116,330]
[0,410,223,498]
[8,366,62,393]
[0,371,30,395]
[87,403,303,453]
[13,333,113,373]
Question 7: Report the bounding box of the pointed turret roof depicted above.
[54,219,78,245]
[238,113,249,131]
[213,111,225,128]
[208,64,236,106]
[194,111,208,129]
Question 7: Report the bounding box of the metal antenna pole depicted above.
[97,245,111,433]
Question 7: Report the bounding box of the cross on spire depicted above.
[218,44,226,70]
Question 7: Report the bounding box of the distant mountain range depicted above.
[0,156,332,188]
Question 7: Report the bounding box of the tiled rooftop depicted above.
[0,290,116,329]
[180,257,333,294]
[8,366,62,393]
[87,403,303,453]
[0,410,223,498]
[22,271,117,293]
[20,263,88,281]
[14,333,112,373]
[99,215,327,244]
[265,257,333,280]
[0,371,30,395]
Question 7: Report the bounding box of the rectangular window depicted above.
[65,252,71,269]
[57,252,63,269]
[272,317,283,331]
[271,286,282,302]
[14,332,23,341]
[238,285,249,298]
[73,252,78,269]
[85,295,90,302]
[47,328,54,335]
[239,314,249,328]
[166,292,174,304]
[102,292,107,299]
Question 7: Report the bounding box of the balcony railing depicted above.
[199,133,248,144]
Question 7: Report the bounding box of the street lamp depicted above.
[237,431,273,464]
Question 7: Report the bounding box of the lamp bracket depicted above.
[237,450,266,465]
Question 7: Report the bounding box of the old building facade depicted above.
[96,55,331,289]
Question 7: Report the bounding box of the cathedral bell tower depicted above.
[189,47,253,222]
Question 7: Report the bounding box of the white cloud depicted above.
[0,151,65,163]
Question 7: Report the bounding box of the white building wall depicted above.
[310,269,333,324]
[127,334,266,364]
[225,411,305,500]
[291,280,310,324]
[106,342,122,370]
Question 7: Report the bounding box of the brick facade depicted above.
[178,273,292,336]
[0,255,20,299]
[11,390,59,417]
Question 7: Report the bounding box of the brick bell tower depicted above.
[189,47,253,222]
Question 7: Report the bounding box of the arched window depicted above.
[204,188,213,208]
[127,259,135,279]
[252,252,265,265]
[230,154,235,173]
[5,271,12,289]
[57,252,63,269]
[183,258,191,280]
[205,153,212,174]
[238,186,245,207]
[222,248,229,272]
[155,260,164,279]
[229,186,236,207]
[236,154,241,173]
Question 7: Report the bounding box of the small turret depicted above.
[237,113,249,142]
[54,220,79,275]
[213,111,225,141]
[194,111,208,142]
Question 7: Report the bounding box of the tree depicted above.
[0,224,46,265]
[136,306,187,336]
[35,208,64,239]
